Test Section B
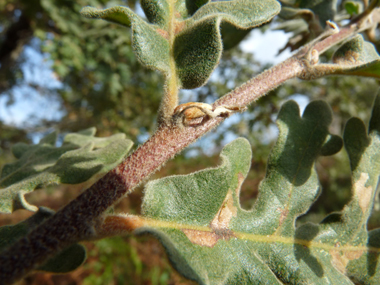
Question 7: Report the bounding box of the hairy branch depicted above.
[0,16,373,284]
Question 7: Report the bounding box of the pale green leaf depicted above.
[316,35,380,79]
[0,129,133,213]
[81,6,170,74]
[333,34,380,66]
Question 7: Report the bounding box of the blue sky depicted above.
[0,20,310,149]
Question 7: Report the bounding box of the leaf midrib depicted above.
[137,216,377,254]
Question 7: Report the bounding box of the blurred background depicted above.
[0,0,380,284]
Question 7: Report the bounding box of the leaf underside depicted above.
[331,35,380,79]
[81,0,281,89]
[276,0,338,53]
[136,98,380,284]
[0,128,133,213]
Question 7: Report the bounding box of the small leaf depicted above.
[174,18,221,89]
[279,7,315,22]
[178,0,280,88]
[81,6,170,75]
[275,1,336,53]
[333,34,380,66]
[344,1,362,15]
[299,0,338,28]
[0,207,86,273]
[0,129,133,213]
[314,35,380,79]
[331,34,380,78]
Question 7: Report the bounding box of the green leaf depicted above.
[137,100,368,284]
[344,1,362,15]
[275,0,337,53]
[81,6,170,75]
[220,22,251,51]
[346,228,380,283]
[177,0,280,88]
[0,207,86,273]
[299,0,338,27]
[330,35,380,78]
[0,128,133,213]
[333,34,380,66]
[313,35,380,79]
[81,0,280,89]
[38,244,87,273]
[314,92,380,284]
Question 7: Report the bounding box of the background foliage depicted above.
[1,0,380,284]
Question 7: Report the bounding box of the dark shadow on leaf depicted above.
[135,229,201,284]
[367,228,380,276]
[343,118,370,172]
[221,22,251,50]
[295,223,324,277]
[369,92,380,134]
[0,144,75,187]
[49,155,103,184]
[186,0,209,16]
[320,212,343,224]
[273,101,342,186]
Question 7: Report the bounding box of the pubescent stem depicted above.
[157,73,179,126]
[157,0,180,126]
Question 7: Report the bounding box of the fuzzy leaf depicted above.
[276,0,337,53]
[319,35,380,79]
[333,34,380,66]
[0,207,86,273]
[311,92,380,284]
[0,129,133,213]
[81,0,280,89]
[136,100,377,284]
[331,35,380,78]
[81,5,170,74]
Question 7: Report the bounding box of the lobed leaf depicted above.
[0,128,133,213]
[81,0,280,89]
[134,100,380,284]
[0,207,86,273]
